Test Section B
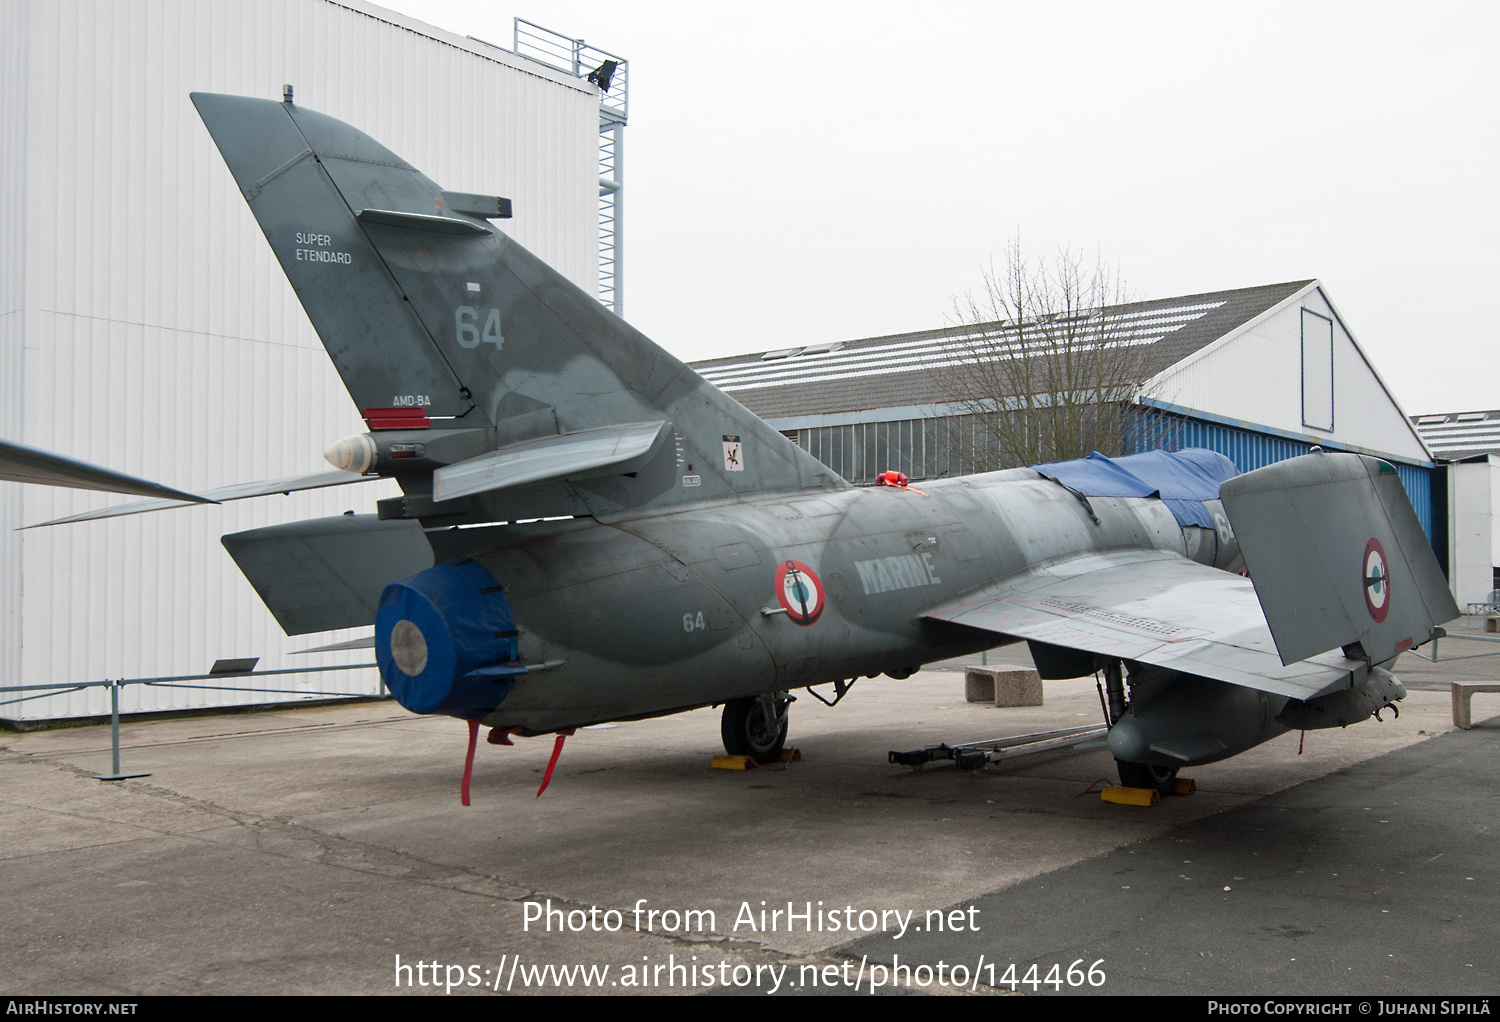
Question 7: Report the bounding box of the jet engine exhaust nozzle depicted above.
[375,559,523,719]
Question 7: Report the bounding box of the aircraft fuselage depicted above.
[418,467,1241,736]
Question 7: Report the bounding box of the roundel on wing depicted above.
[775,560,825,626]
[1362,537,1390,624]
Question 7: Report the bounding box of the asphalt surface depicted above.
[3,626,1498,997]
[842,715,1499,996]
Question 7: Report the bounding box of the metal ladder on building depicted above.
[512,19,630,316]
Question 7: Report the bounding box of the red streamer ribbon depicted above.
[536,728,576,797]
[461,718,479,806]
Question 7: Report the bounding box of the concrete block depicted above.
[964,669,994,703]
[1451,682,1500,729]
[964,666,1043,707]
[1486,617,1499,633]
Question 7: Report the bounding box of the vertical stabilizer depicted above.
[190,92,471,421]
[191,92,847,518]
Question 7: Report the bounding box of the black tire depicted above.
[721,696,789,764]
[1116,759,1179,795]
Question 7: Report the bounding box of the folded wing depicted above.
[924,550,1363,701]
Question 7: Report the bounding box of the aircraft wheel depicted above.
[721,695,789,764]
[1116,759,1179,795]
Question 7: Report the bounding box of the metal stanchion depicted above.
[94,679,151,782]
[0,662,382,781]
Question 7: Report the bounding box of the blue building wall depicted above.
[1147,410,1434,541]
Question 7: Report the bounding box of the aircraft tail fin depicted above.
[190,92,846,520]
[1220,452,1458,666]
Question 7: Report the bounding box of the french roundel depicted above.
[1362,537,1390,624]
[775,560,825,626]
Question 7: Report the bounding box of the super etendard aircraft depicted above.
[70,92,1463,795]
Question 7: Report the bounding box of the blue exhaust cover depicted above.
[376,558,523,719]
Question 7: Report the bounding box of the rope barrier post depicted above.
[110,678,119,774]
[95,679,151,782]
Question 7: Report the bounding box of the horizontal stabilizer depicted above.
[432,421,669,502]
[1,438,211,505]
[293,634,375,654]
[222,515,433,635]
[26,470,371,528]
[1220,452,1459,666]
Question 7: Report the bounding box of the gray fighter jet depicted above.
[100,93,1466,792]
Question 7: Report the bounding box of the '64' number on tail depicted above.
[455,306,503,350]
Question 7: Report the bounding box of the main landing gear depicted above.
[1115,759,1180,795]
[1101,659,1180,795]
[721,692,792,764]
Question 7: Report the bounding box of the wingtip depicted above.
[168,489,219,505]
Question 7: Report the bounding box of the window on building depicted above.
[1301,308,1334,432]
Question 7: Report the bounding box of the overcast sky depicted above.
[382,1,1497,416]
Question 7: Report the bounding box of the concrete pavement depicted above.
[2,647,1493,996]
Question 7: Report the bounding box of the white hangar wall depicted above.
[1447,456,1500,609]
[1,1,26,713]
[0,0,600,720]
[1146,282,1430,465]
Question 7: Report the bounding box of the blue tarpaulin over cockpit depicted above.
[1030,448,1240,529]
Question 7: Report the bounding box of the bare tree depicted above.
[933,237,1170,472]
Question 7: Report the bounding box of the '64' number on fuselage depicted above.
[455,306,503,350]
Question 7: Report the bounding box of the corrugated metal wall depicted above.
[1158,411,1433,540]
[3,0,600,719]
[791,412,1181,483]
[792,416,1000,483]
[0,0,28,701]
[792,408,1436,541]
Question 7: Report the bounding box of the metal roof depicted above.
[1410,410,1500,460]
[690,281,1313,420]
